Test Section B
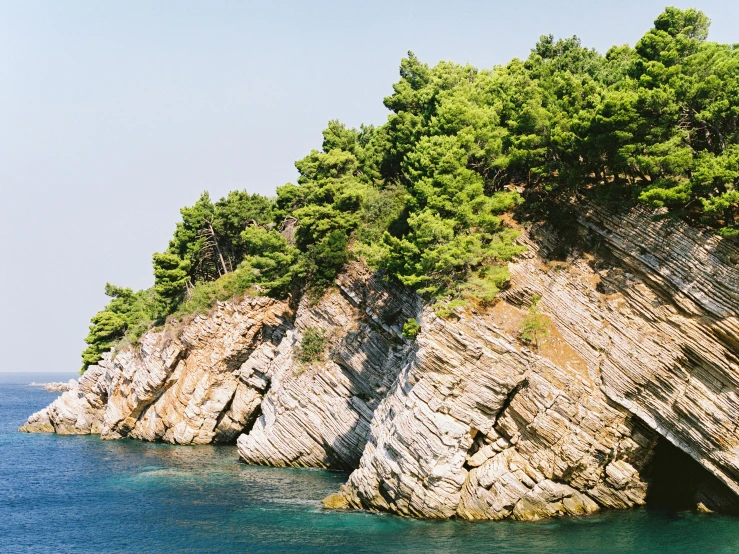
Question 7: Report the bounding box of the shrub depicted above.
[402,318,421,340]
[174,264,257,318]
[520,295,550,350]
[432,298,468,319]
[80,284,158,373]
[297,327,326,364]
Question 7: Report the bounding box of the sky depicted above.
[1,0,738,373]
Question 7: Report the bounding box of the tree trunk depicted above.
[206,220,229,276]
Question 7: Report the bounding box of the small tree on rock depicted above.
[520,295,550,350]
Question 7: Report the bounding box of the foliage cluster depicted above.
[500,7,739,233]
[402,318,421,340]
[80,284,157,371]
[297,327,327,364]
[520,295,550,350]
[81,8,739,371]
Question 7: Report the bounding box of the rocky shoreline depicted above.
[28,380,77,392]
[21,204,739,520]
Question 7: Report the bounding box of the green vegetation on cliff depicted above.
[81,7,739,372]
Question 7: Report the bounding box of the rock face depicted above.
[21,296,292,444]
[338,308,656,519]
[509,204,739,500]
[236,265,420,469]
[21,367,110,434]
[337,203,739,518]
[21,204,739,520]
[21,265,420,463]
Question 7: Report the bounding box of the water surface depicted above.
[2,372,739,553]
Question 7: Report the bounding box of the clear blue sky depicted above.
[1,0,737,372]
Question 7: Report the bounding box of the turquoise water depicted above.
[3,373,739,553]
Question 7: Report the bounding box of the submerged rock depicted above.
[322,493,351,510]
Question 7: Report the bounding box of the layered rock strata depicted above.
[22,365,110,434]
[21,265,421,465]
[21,204,739,520]
[337,308,657,519]
[21,296,292,444]
[510,204,739,498]
[236,265,420,469]
[336,204,739,517]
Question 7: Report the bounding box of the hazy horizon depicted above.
[2,0,738,372]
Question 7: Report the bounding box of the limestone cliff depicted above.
[235,264,420,469]
[22,204,739,520]
[21,296,292,443]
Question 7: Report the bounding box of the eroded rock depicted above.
[337,309,656,520]
[22,204,739,521]
[236,264,420,469]
[22,296,291,444]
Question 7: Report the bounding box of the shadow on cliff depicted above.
[504,210,739,517]
[645,437,739,515]
[318,275,421,471]
[233,270,422,472]
[210,320,291,445]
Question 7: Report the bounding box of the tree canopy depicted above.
[80,7,739,372]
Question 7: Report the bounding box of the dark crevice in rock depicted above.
[645,437,739,514]
[501,378,527,413]
[236,404,266,461]
[318,438,357,471]
[222,321,287,372]
[462,428,482,471]
[230,373,273,445]
[212,388,239,444]
[492,378,528,440]
[241,403,263,439]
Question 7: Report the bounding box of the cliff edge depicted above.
[22,204,739,520]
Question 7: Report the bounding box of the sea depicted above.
[2,372,739,553]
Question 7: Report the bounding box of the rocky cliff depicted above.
[22,296,292,443]
[22,204,739,520]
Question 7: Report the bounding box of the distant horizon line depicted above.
[0,371,78,374]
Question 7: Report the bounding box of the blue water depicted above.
[3,373,739,553]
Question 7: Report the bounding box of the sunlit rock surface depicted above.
[22,204,739,520]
